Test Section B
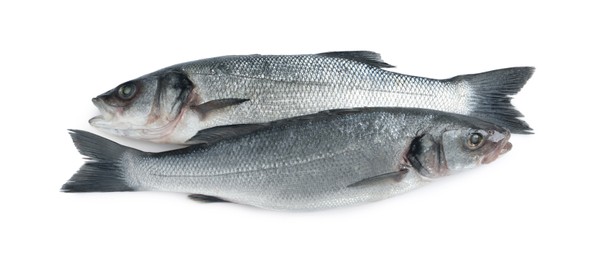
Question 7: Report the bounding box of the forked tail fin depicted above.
[447,67,534,134]
[62,130,138,192]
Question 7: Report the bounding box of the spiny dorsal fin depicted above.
[317,51,395,68]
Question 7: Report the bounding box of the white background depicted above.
[1,1,592,259]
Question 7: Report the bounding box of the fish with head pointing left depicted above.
[89,51,534,144]
[64,107,512,210]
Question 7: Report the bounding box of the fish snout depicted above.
[92,96,108,108]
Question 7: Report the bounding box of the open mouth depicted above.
[90,97,123,127]
[482,141,512,164]
[500,142,513,155]
[481,131,512,164]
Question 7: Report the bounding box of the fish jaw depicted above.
[89,91,164,142]
[89,97,160,142]
[481,131,512,164]
[91,97,118,121]
[89,114,135,137]
[89,104,199,144]
[89,114,174,143]
[89,98,130,135]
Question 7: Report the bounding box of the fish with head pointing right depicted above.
[64,107,513,211]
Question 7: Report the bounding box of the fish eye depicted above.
[466,132,484,149]
[117,83,137,100]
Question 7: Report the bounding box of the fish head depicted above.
[89,69,196,142]
[406,124,511,179]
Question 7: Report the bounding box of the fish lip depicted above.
[88,115,137,134]
[500,142,513,155]
[92,96,111,110]
[88,115,119,130]
[481,131,512,164]
[89,115,106,126]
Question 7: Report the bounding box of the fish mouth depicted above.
[500,142,513,155]
[89,95,171,141]
[89,97,117,126]
[481,131,512,164]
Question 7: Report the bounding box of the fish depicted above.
[89,51,534,144]
[65,107,512,210]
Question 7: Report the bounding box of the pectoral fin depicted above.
[191,98,250,118]
[186,123,270,144]
[347,169,409,188]
[188,194,231,203]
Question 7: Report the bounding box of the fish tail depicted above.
[448,67,535,134]
[61,130,138,192]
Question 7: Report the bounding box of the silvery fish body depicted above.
[65,108,512,210]
[90,51,533,144]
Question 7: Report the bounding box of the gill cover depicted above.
[406,134,445,179]
[151,70,195,122]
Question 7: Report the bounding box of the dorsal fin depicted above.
[317,51,395,68]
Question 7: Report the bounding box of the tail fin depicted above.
[448,67,535,134]
[62,130,137,192]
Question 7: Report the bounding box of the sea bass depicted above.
[66,108,512,210]
[89,51,534,144]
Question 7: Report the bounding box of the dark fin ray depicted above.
[318,51,395,68]
[191,98,249,118]
[61,130,139,192]
[188,194,230,203]
[186,123,270,144]
[447,67,535,134]
[347,169,409,188]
